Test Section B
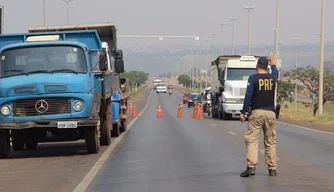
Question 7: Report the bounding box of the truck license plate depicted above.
[57,121,78,129]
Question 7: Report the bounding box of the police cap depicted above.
[257,57,269,65]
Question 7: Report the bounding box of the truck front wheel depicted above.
[85,125,100,154]
[0,130,10,158]
[11,130,25,151]
[221,109,232,120]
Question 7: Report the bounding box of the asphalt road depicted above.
[0,87,152,192]
[86,90,334,192]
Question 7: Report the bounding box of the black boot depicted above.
[240,167,256,177]
[269,169,277,176]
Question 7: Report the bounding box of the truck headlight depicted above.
[1,105,12,116]
[73,100,84,112]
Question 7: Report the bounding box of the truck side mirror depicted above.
[113,49,123,59]
[99,54,107,71]
[115,59,125,73]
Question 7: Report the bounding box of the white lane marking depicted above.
[259,149,279,160]
[278,121,334,136]
[72,90,153,192]
[228,131,237,135]
[211,124,216,126]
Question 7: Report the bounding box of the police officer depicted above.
[239,54,278,177]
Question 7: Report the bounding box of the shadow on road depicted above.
[4,142,90,159]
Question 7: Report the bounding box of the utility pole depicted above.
[63,0,74,24]
[244,6,256,55]
[293,38,300,110]
[205,39,210,88]
[229,17,239,54]
[275,0,279,55]
[318,0,325,115]
[220,23,227,55]
[211,33,217,58]
[43,0,46,26]
[191,48,195,90]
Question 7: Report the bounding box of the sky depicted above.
[1,0,333,49]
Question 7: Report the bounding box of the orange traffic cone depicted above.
[177,104,183,118]
[157,105,163,118]
[131,105,137,117]
[197,104,204,120]
[192,103,198,119]
[129,103,133,112]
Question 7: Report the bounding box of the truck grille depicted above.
[234,88,246,96]
[13,98,71,117]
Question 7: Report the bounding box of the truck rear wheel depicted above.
[100,118,111,146]
[85,125,100,154]
[0,130,10,158]
[25,129,38,150]
[111,123,120,137]
[120,119,127,132]
[11,130,25,151]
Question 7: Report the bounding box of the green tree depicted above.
[285,66,334,115]
[177,74,191,87]
[277,80,294,104]
[121,70,149,87]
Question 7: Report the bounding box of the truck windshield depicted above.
[226,68,257,80]
[0,46,87,78]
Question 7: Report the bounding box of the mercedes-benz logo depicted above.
[35,100,49,114]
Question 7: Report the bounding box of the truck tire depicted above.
[11,130,25,151]
[85,125,100,154]
[100,118,111,146]
[222,109,232,120]
[120,119,127,132]
[111,123,120,137]
[25,129,38,150]
[0,130,10,158]
[212,103,218,119]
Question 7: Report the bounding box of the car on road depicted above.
[183,93,191,104]
[188,93,200,107]
[156,83,167,93]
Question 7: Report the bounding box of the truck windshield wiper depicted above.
[50,69,78,74]
[25,70,54,75]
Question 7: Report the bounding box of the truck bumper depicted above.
[222,103,245,115]
[0,119,98,130]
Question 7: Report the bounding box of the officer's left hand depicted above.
[240,114,246,122]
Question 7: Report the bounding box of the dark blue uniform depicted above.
[240,61,279,178]
[241,65,278,114]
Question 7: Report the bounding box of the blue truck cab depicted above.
[0,23,125,158]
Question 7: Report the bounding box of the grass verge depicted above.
[174,86,198,94]
[280,102,334,127]
[130,85,147,100]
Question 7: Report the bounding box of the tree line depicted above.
[278,65,334,116]
[120,70,149,88]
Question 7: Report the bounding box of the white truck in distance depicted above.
[153,79,163,89]
[210,55,281,120]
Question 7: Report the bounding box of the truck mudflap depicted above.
[0,119,99,130]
